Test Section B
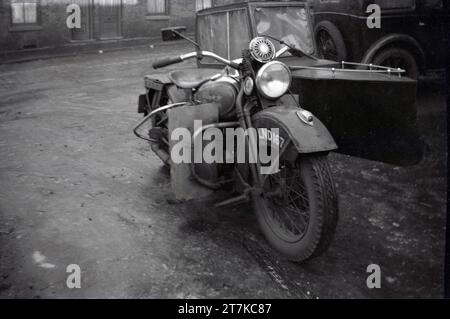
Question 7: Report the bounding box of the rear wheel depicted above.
[253,154,338,262]
[372,48,419,80]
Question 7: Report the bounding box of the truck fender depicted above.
[361,34,426,72]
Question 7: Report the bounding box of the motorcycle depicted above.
[134,36,339,262]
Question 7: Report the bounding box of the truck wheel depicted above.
[372,48,419,80]
[315,21,347,62]
[253,154,339,262]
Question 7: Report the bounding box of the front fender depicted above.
[252,105,337,154]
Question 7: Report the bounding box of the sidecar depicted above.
[133,1,425,260]
[193,1,423,166]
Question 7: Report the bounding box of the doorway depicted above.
[71,0,94,41]
[71,0,122,41]
[96,0,122,39]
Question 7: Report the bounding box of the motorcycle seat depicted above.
[169,68,221,89]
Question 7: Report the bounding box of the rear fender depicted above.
[139,74,181,115]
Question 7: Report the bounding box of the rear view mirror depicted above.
[161,27,201,50]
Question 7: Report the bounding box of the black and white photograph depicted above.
[0,0,448,302]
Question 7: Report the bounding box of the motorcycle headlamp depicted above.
[255,61,292,100]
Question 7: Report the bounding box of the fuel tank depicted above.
[194,77,238,120]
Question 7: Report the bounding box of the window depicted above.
[422,0,443,9]
[197,9,250,64]
[374,0,416,11]
[229,9,250,59]
[147,0,168,15]
[197,12,228,62]
[11,0,38,24]
[254,6,314,55]
[196,0,212,11]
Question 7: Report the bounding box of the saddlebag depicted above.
[167,102,220,201]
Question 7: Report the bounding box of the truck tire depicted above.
[315,20,347,62]
[372,47,419,80]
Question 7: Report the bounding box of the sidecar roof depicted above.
[197,1,309,13]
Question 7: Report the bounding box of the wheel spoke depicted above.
[261,162,313,239]
[289,190,308,204]
[270,203,292,233]
[287,186,308,204]
[287,192,309,220]
[284,205,308,231]
[279,206,303,235]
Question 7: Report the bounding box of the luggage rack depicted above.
[291,61,406,78]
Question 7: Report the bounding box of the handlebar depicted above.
[152,51,240,70]
[152,56,183,69]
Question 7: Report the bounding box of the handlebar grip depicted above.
[152,56,183,69]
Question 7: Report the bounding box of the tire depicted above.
[372,47,419,80]
[253,154,339,262]
[315,21,347,62]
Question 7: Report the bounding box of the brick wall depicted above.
[212,0,292,7]
[212,0,239,6]
[0,0,196,52]
[121,0,196,39]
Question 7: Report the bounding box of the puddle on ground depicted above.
[179,218,219,234]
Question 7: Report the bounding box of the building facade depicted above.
[0,0,215,52]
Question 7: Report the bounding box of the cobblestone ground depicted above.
[0,42,447,298]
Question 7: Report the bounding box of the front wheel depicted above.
[315,21,347,62]
[253,154,338,262]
